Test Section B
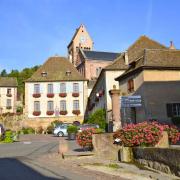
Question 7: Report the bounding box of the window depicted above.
[34,84,40,94]
[7,88,11,95]
[167,103,180,117]
[60,100,66,111]
[47,101,54,111]
[73,83,79,93]
[34,101,40,111]
[127,79,134,92]
[6,99,11,107]
[47,84,53,94]
[73,100,79,110]
[60,83,66,93]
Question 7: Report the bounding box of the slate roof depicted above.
[116,49,180,81]
[26,56,86,82]
[0,77,18,87]
[82,50,120,61]
[104,53,128,70]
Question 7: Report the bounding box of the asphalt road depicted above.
[0,135,93,180]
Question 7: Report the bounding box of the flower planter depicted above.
[46,111,54,115]
[33,111,41,116]
[47,93,54,98]
[60,110,67,115]
[72,110,80,115]
[59,93,67,97]
[6,94,12,97]
[6,106,12,109]
[72,92,79,97]
[33,93,41,98]
[68,133,76,140]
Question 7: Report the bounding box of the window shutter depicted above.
[166,104,173,117]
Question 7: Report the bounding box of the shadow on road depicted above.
[0,158,67,180]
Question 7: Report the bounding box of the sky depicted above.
[0,0,180,72]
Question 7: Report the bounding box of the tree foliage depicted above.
[0,65,40,101]
[86,109,106,129]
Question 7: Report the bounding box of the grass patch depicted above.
[106,163,120,169]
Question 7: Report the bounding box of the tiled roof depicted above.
[82,50,120,61]
[104,53,128,70]
[0,77,18,87]
[116,49,180,81]
[127,35,167,63]
[26,56,86,82]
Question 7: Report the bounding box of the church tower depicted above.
[67,24,93,66]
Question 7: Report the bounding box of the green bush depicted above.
[172,117,180,126]
[46,125,53,134]
[86,109,106,130]
[51,120,63,128]
[95,128,105,134]
[3,131,13,143]
[19,127,35,134]
[16,106,23,113]
[67,125,78,134]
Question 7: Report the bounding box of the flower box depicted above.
[59,93,67,97]
[33,93,41,98]
[6,106,12,109]
[72,110,80,115]
[33,111,41,116]
[6,94,12,97]
[46,111,54,115]
[47,93,54,98]
[72,92,79,97]
[60,110,68,115]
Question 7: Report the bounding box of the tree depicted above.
[0,69,7,77]
[86,109,106,129]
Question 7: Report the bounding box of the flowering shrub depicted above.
[76,128,96,149]
[163,124,180,144]
[113,122,180,147]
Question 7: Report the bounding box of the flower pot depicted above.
[33,93,41,98]
[46,111,54,115]
[68,133,76,140]
[47,93,54,98]
[72,92,79,97]
[60,110,67,115]
[59,93,67,97]
[72,110,80,115]
[33,111,41,116]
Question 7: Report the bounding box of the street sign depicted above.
[120,95,142,108]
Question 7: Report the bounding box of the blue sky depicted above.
[0,0,180,72]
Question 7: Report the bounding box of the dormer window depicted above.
[66,70,71,76]
[41,72,47,77]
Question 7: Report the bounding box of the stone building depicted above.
[0,77,18,114]
[25,56,88,127]
[86,53,128,126]
[67,24,93,67]
[114,36,180,125]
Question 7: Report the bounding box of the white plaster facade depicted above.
[0,87,17,114]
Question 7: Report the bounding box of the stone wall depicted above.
[92,133,121,160]
[132,147,180,176]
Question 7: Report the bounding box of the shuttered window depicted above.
[34,84,40,94]
[60,100,66,111]
[47,101,54,111]
[47,84,53,94]
[60,83,66,93]
[166,103,180,117]
[73,100,79,110]
[34,101,40,111]
[73,83,79,93]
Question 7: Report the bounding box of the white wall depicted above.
[0,87,17,113]
[26,81,86,118]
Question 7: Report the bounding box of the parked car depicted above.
[78,124,99,132]
[53,123,71,137]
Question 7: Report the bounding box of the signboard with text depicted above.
[120,95,142,108]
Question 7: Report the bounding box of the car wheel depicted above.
[58,131,64,137]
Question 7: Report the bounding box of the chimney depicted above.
[124,51,129,65]
[169,41,176,50]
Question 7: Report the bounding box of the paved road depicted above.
[0,135,95,180]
